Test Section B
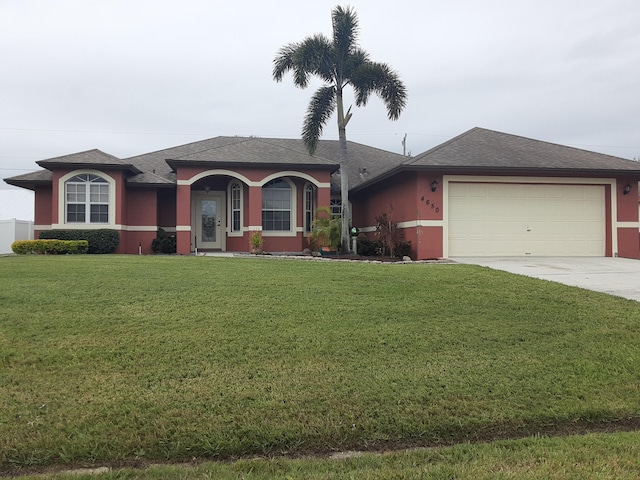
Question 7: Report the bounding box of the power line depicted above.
[1,126,637,152]
[0,127,208,136]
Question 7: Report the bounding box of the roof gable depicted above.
[37,149,140,174]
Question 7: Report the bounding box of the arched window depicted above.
[262,178,291,231]
[65,174,109,223]
[304,183,316,233]
[229,181,243,233]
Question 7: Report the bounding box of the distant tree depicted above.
[273,6,407,252]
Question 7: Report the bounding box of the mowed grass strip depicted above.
[1,255,639,472]
[11,431,640,480]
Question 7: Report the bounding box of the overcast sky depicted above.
[2,0,639,190]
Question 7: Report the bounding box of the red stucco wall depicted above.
[615,177,640,258]
[34,186,52,226]
[416,226,444,260]
[352,172,418,227]
[617,228,640,259]
[616,177,639,222]
[351,172,444,259]
[157,189,176,229]
[125,189,157,227]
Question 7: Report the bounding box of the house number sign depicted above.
[420,195,440,213]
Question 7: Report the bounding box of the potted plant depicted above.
[308,206,341,254]
[249,231,263,254]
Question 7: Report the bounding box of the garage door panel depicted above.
[448,183,605,257]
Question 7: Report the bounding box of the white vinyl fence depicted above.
[0,219,34,254]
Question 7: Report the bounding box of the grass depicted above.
[12,431,640,479]
[1,255,639,476]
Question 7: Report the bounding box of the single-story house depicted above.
[5,127,640,259]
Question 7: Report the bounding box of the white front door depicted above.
[193,192,225,250]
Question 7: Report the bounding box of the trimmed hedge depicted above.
[11,239,89,255]
[39,229,119,254]
[151,228,177,254]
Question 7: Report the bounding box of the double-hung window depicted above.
[262,179,291,231]
[65,174,109,224]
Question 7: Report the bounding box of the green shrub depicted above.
[11,239,89,255]
[151,228,177,254]
[39,229,119,254]
[356,235,381,256]
[394,240,413,259]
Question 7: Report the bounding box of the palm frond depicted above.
[341,47,369,84]
[297,35,335,84]
[351,62,407,120]
[332,6,359,65]
[272,43,299,82]
[302,86,336,154]
[273,36,334,88]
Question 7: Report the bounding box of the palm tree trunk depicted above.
[336,88,350,253]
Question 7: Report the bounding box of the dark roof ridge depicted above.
[124,136,245,161]
[171,136,261,160]
[344,139,407,159]
[401,128,481,165]
[37,148,123,165]
[475,126,637,162]
[252,137,337,164]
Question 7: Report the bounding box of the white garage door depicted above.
[448,183,606,256]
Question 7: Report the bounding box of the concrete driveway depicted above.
[451,257,640,302]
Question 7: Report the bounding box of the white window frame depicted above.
[262,178,295,235]
[65,174,110,224]
[57,170,116,228]
[228,180,244,236]
[304,183,316,234]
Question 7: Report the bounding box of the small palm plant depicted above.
[249,231,263,254]
[308,206,341,251]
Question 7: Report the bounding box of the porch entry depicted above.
[193,192,226,250]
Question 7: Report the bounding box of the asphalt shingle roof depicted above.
[404,127,640,172]
[37,149,140,173]
[167,137,338,166]
[123,136,404,190]
[6,129,638,193]
[3,169,53,189]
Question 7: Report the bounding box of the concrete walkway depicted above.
[452,257,640,302]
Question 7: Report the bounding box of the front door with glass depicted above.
[194,192,225,250]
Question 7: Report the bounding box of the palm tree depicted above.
[273,6,407,252]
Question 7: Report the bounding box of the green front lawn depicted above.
[1,255,639,474]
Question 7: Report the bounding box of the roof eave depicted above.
[3,179,50,191]
[36,161,142,175]
[350,165,640,193]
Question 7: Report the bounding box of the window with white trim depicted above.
[230,181,242,232]
[262,178,291,231]
[304,183,316,233]
[65,174,109,223]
